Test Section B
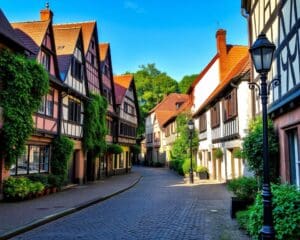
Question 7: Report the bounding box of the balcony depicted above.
[199,131,207,141]
[223,117,239,138]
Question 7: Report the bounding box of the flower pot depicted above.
[198,172,209,179]
[230,197,253,218]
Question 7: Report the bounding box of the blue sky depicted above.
[1,0,248,81]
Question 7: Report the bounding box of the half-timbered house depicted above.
[242,0,300,186]
[114,74,140,174]
[11,7,63,177]
[99,43,117,177]
[190,29,251,181]
[53,25,88,184]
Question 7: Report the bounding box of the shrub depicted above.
[47,174,63,189]
[169,159,184,175]
[233,148,243,159]
[3,177,45,200]
[28,174,49,187]
[196,165,208,173]
[182,158,196,175]
[227,176,258,201]
[237,184,300,240]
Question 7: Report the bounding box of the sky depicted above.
[1,0,248,81]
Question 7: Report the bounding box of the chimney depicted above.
[216,29,227,81]
[40,2,53,21]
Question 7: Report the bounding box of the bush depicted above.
[28,174,49,187]
[213,148,223,159]
[182,158,196,175]
[3,177,45,200]
[227,176,258,201]
[47,174,63,189]
[237,184,300,240]
[107,144,123,154]
[196,165,208,173]
[169,159,184,175]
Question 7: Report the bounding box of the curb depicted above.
[0,175,142,240]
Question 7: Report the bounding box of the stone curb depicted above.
[0,175,142,240]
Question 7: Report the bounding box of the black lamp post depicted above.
[249,33,276,240]
[188,119,194,184]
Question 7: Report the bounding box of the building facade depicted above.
[114,75,139,174]
[190,29,251,181]
[242,0,300,186]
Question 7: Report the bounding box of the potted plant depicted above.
[196,166,209,179]
[227,176,258,218]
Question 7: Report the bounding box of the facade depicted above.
[53,25,88,184]
[114,74,140,174]
[10,8,63,178]
[189,29,251,181]
[99,43,117,177]
[145,93,190,166]
[242,0,300,186]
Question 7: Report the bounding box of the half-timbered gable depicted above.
[54,22,101,94]
[242,0,300,186]
[53,26,87,139]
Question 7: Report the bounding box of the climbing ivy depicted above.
[83,93,108,161]
[0,50,49,168]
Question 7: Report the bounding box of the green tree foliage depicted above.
[0,50,49,168]
[83,93,108,160]
[178,74,198,93]
[242,117,279,182]
[131,64,179,136]
[51,136,74,185]
[171,112,199,160]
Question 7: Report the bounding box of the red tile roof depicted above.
[114,82,127,105]
[149,93,191,127]
[53,21,96,55]
[114,74,133,89]
[99,43,109,62]
[193,54,250,117]
[12,20,50,55]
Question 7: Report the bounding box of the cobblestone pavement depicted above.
[13,167,249,240]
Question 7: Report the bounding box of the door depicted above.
[287,129,300,186]
[68,150,77,183]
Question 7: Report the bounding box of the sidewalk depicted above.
[0,171,141,239]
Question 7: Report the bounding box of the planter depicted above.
[230,197,253,218]
[198,172,209,179]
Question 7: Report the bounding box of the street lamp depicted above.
[249,33,276,240]
[187,119,194,184]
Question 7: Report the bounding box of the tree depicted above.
[129,63,179,136]
[178,74,198,93]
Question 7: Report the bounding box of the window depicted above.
[287,129,300,187]
[38,89,54,117]
[71,57,84,81]
[199,113,207,132]
[223,89,237,122]
[10,145,50,175]
[124,102,128,113]
[210,103,220,128]
[68,99,81,123]
[40,51,50,71]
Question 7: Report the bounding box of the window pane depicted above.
[29,146,40,174]
[40,146,49,173]
[10,146,28,175]
[38,96,46,114]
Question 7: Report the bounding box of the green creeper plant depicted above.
[107,144,123,154]
[0,49,49,168]
[51,136,74,185]
[83,93,108,161]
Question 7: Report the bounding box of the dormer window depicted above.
[71,57,84,81]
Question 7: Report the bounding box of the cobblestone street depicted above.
[13,167,249,240]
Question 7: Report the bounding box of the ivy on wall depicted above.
[0,50,49,168]
[83,93,108,161]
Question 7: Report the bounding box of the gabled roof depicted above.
[114,82,127,105]
[12,20,50,55]
[193,54,250,117]
[114,74,133,89]
[149,93,191,127]
[0,9,26,51]
[53,21,96,55]
[99,43,109,62]
[53,26,81,79]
